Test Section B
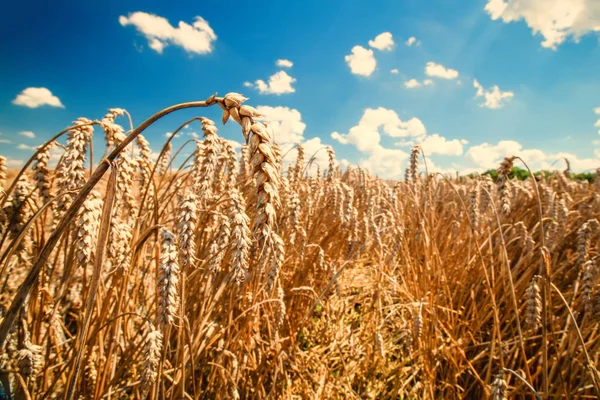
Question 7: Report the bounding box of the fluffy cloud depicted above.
[390,68,399,74]
[466,140,546,169]
[473,79,514,109]
[540,152,600,172]
[225,139,242,150]
[425,62,459,79]
[404,79,421,89]
[19,131,36,139]
[331,108,426,153]
[17,144,36,151]
[119,12,216,55]
[0,139,11,144]
[406,36,420,47]
[365,108,425,139]
[330,107,434,177]
[456,139,600,174]
[256,106,306,145]
[283,137,333,174]
[331,108,600,177]
[249,110,331,175]
[12,87,64,108]
[276,59,293,68]
[484,0,600,50]
[48,147,63,165]
[250,71,296,95]
[395,135,467,156]
[368,32,395,51]
[360,147,409,179]
[416,134,466,156]
[372,109,425,137]
[595,107,600,134]
[345,46,376,77]
[5,159,24,168]
[330,132,348,145]
[404,79,433,89]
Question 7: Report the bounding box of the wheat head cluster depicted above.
[1,93,600,399]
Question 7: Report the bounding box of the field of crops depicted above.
[1,93,600,399]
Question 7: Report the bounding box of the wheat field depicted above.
[0,93,599,399]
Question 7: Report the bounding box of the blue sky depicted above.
[1,0,599,177]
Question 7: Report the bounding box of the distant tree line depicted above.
[469,166,596,183]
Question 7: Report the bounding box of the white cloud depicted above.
[283,137,332,174]
[473,79,514,109]
[540,152,600,172]
[360,147,409,179]
[391,68,399,74]
[484,0,600,50]
[255,106,306,145]
[119,12,217,55]
[415,133,466,156]
[252,71,296,95]
[148,38,165,53]
[460,139,600,173]
[466,140,519,169]
[48,147,63,163]
[345,46,377,77]
[243,81,253,88]
[5,159,24,168]
[331,107,426,153]
[405,36,421,47]
[595,107,600,134]
[17,144,36,151]
[0,139,11,144]
[467,140,546,169]
[425,62,459,79]
[404,79,433,88]
[395,135,466,156]
[331,107,469,178]
[404,79,421,89]
[19,131,35,139]
[368,32,395,51]
[276,59,293,68]
[421,158,458,175]
[361,107,425,138]
[12,87,64,108]
[595,107,600,114]
[225,139,242,149]
[330,132,348,145]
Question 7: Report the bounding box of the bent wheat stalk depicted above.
[550,282,600,397]
[65,163,116,400]
[0,95,220,349]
